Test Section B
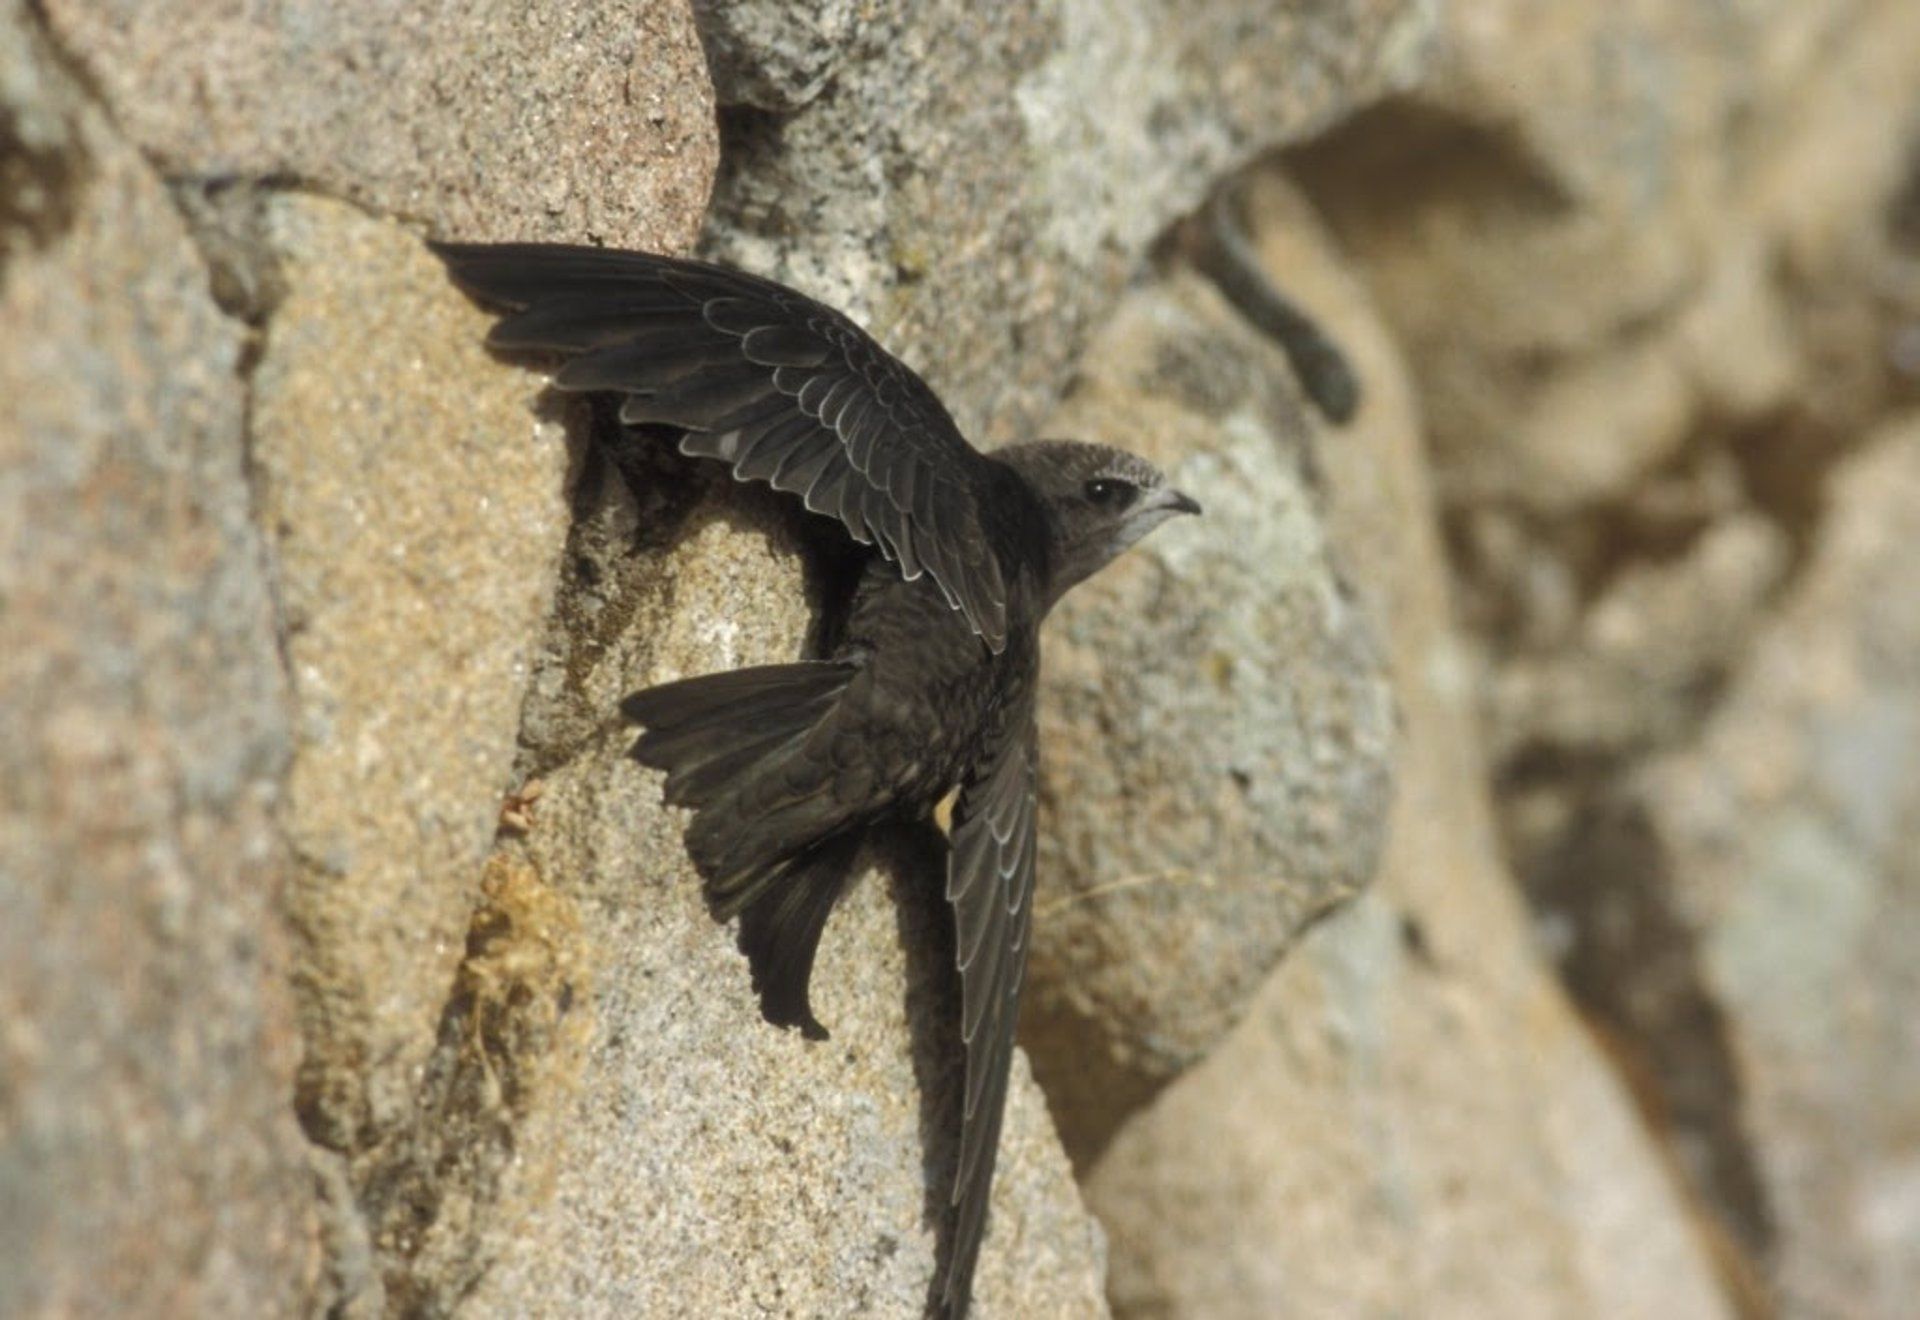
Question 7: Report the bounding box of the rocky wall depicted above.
[6,1,1916,1317]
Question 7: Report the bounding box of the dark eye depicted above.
[1083,477,1137,509]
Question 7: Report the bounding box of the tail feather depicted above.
[625,660,858,913]
[738,832,863,1040]
[624,660,867,1036]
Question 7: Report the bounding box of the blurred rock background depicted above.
[4,0,1916,1316]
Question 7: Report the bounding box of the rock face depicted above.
[38,0,717,252]
[249,194,575,1159]
[701,0,1434,440]
[13,0,1920,1316]
[1022,269,1396,1164]
[0,3,316,1312]
[1081,174,1732,1320]
[1283,1,1920,1311]
[1605,421,1920,1319]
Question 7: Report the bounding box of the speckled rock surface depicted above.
[1613,420,1920,1319]
[248,195,575,1159]
[39,0,717,251]
[702,0,1435,441]
[1286,4,1920,1303]
[1020,270,1395,1163]
[0,3,317,1311]
[450,449,1109,1318]
[1083,174,1730,1320]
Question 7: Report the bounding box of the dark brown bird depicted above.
[433,241,1199,1318]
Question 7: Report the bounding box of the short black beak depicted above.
[1162,488,1202,516]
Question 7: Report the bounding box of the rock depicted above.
[692,0,859,111]
[1285,5,1920,1304]
[38,0,717,251]
[1020,267,1396,1163]
[702,0,1437,441]
[1600,418,1920,1319]
[439,447,1108,1316]
[247,194,575,1155]
[1287,0,1920,756]
[0,3,317,1311]
[1081,173,1732,1320]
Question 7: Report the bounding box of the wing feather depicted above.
[434,241,1019,650]
[940,694,1039,1317]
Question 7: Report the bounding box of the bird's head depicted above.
[996,440,1202,605]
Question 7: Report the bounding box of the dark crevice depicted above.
[4,3,95,275]
[354,853,587,1317]
[1529,796,1778,1291]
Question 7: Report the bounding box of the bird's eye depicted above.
[1083,477,1137,509]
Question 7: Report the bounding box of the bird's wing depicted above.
[941,691,1039,1317]
[432,242,1013,651]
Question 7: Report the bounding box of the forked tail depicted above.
[624,660,865,1036]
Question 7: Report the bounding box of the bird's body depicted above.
[433,240,1197,1318]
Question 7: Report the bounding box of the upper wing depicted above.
[941,692,1040,1317]
[432,242,1013,651]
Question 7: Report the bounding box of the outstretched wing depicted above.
[432,242,1013,651]
[941,690,1040,1317]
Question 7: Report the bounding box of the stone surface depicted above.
[446,447,1109,1317]
[1082,173,1731,1320]
[40,0,717,252]
[703,0,1436,442]
[248,194,575,1157]
[1021,269,1396,1163]
[692,0,859,111]
[0,3,317,1312]
[1290,3,1920,1304]
[1614,419,1920,1319]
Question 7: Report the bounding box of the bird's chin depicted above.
[1107,506,1186,557]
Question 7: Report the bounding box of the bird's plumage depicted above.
[434,240,1198,1319]
[433,241,1024,651]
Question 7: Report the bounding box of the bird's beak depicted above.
[1153,487,1203,517]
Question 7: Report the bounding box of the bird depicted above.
[432,240,1200,1318]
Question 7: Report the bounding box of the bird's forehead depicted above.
[1021,439,1164,485]
[1092,447,1165,486]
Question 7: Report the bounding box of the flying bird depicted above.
[433,240,1199,1318]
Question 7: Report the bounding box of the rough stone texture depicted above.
[1084,174,1731,1320]
[0,3,318,1312]
[39,0,717,252]
[1022,271,1396,1163]
[692,0,859,112]
[702,0,1436,442]
[248,194,575,1158]
[451,448,1108,1317]
[1288,2,1920,1305]
[1610,420,1920,1319]
[1290,0,1920,772]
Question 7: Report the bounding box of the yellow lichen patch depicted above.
[456,850,591,1117]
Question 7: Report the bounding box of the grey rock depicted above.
[0,3,317,1311]
[1084,172,1731,1320]
[39,0,718,252]
[1020,266,1396,1163]
[247,194,575,1154]
[1617,418,1920,1319]
[692,0,858,111]
[703,0,1436,442]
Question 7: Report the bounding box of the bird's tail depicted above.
[624,661,864,1036]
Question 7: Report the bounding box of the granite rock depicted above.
[703,0,1437,442]
[0,4,318,1311]
[1083,172,1731,1320]
[249,195,575,1157]
[1611,419,1920,1319]
[1021,267,1396,1164]
[40,0,718,252]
